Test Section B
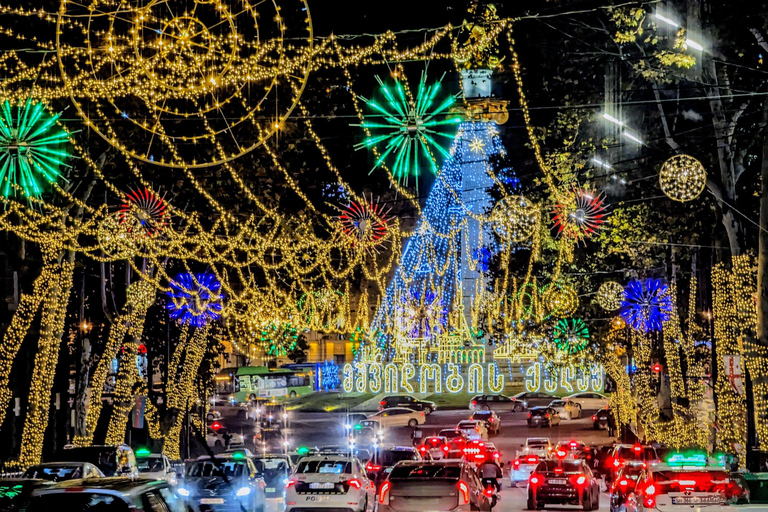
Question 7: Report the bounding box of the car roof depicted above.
[28,461,89,466]
[31,478,166,496]
[527,438,551,444]
[650,463,727,472]
[297,455,357,462]
[382,407,415,412]
[392,460,464,467]
[382,446,417,452]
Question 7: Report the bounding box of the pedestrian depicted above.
[607,410,617,438]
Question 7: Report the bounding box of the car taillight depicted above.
[443,446,450,452]
[545,413,549,418]
[592,415,596,421]
[366,462,382,471]
[490,418,495,422]
[576,475,586,485]
[379,482,390,505]
[471,400,476,407]
[645,484,656,496]
[458,481,470,505]
[483,487,494,497]
[419,446,427,452]
[554,467,563,473]
[527,412,531,418]
[529,475,540,485]
[347,479,361,490]
[633,445,642,453]
[557,450,566,458]
[513,460,520,468]
[613,459,622,468]
[285,479,296,488]
[526,456,539,463]
[493,452,500,459]
[619,479,628,487]
[569,442,577,448]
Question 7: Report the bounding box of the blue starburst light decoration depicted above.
[620,279,673,332]
[166,272,224,327]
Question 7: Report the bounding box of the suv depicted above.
[365,447,421,489]
[527,459,600,510]
[470,410,501,435]
[286,455,374,512]
[379,395,435,414]
[512,392,557,411]
[469,394,518,412]
[609,444,659,482]
[527,407,561,428]
[26,478,185,512]
[377,460,491,512]
[179,454,266,512]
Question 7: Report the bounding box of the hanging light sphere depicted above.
[596,281,624,311]
[542,283,579,317]
[659,154,706,202]
[492,195,538,242]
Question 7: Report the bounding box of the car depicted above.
[511,453,543,488]
[254,427,285,452]
[555,440,589,460]
[438,429,469,457]
[469,394,518,412]
[258,403,288,428]
[566,392,611,410]
[609,444,659,480]
[207,410,223,422]
[341,413,371,435]
[368,407,424,427]
[520,437,553,458]
[456,420,488,440]
[0,479,53,511]
[208,426,246,450]
[376,460,492,512]
[418,436,450,460]
[527,407,561,428]
[179,454,266,512]
[285,455,374,512]
[483,442,502,464]
[134,450,177,485]
[463,439,492,465]
[609,462,647,512]
[624,457,739,511]
[364,446,420,488]
[593,408,612,429]
[549,399,582,420]
[22,462,105,481]
[251,454,293,501]
[379,395,436,414]
[25,478,185,512]
[527,458,601,510]
[511,392,557,411]
[470,410,501,435]
[47,445,139,478]
[729,472,750,504]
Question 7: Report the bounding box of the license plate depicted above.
[305,496,331,502]
[672,496,721,505]
[265,488,276,493]
[309,482,335,489]
[548,479,567,485]
[199,498,225,505]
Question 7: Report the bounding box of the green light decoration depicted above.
[260,322,299,357]
[0,99,71,200]
[552,318,589,354]
[135,447,151,457]
[353,72,461,188]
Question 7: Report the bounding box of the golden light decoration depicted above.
[491,195,538,242]
[659,154,707,202]
[542,283,578,317]
[55,0,313,168]
[97,214,140,259]
[596,281,624,311]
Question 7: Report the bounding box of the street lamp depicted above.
[653,12,679,28]
[685,39,704,51]
[603,113,624,126]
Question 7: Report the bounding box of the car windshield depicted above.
[186,461,245,477]
[26,493,129,512]
[457,422,476,428]
[472,412,492,419]
[528,443,549,450]
[550,401,566,407]
[252,458,288,472]
[137,458,164,473]
[652,470,730,494]
[295,460,351,474]
[22,466,82,481]
[379,450,418,465]
[536,460,583,473]
[439,430,463,438]
[617,447,656,461]
[389,465,461,480]
[53,449,117,476]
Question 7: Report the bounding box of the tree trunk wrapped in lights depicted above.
[632,329,657,442]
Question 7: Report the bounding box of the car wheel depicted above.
[207,413,214,421]
[481,404,491,411]
[582,491,592,511]
[289,390,297,398]
[526,494,536,510]
[514,404,524,412]
[408,419,418,427]
[591,492,599,511]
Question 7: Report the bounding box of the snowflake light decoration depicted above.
[166,272,224,327]
[354,72,461,188]
[118,187,169,236]
[552,318,589,354]
[320,360,340,391]
[337,196,393,253]
[0,99,70,200]
[260,322,299,357]
[552,187,608,242]
[620,279,673,332]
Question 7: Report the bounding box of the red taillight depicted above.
[645,483,656,496]
[545,413,549,418]
[526,456,539,463]
[419,446,427,452]
[433,438,439,443]
[613,459,622,467]
[569,442,577,448]
[530,475,540,485]
[347,479,361,490]
[471,400,476,407]
[489,418,495,422]
[576,475,586,485]
[645,497,656,508]
[379,482,390,505]
[619,479,628,487]
[443,446,450,452]
[483,487,494,497]
[285,479,296,489]
[592,415,596,421]
[458,482,470,505]
[493,453,500,459]
[634,445,642,452]
[527,412,531,418]
[380,401,386,406]
[513,460,520,467]
[366,462,382,471]
[557,450,566,458]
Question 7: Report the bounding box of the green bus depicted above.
[215,366,314,403]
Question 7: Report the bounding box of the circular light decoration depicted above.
[552,187,608,242]
[97,214,140,259]
[260,322,299,357]
[0,99,70,200]
[552,318,590,354]
[337,196,393,253]
[659,154,706,202]
[620,279,673,332]
[354,72,462,188]
[166,272,224,328]
[56,0,312,168]
[596,281,624,311]
[542,283,579,317]
[491,195,538,242]
[118,187,169,236]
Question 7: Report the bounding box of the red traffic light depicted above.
[211,422,222,431]
[652,364,661,372]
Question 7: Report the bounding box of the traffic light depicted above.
[211,422,222,431]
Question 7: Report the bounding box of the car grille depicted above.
[294,482,348,494]
[536,484,579,500]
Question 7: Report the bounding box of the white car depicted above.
[285,456,375,512]
[549,399,582,420]
[520,437,552,458]
[564,392,610,410]
[21,462,104,481]
[135,452,178,485]
[207,427,245,449]
[368,408,424,428]
[456,420,488,440]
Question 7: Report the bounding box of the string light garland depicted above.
[552,318,589,354]
[596,281,625,311]
[167,272,225,328]
[659,154,707,202]
[621,279,673,332]
[542,283,579,318]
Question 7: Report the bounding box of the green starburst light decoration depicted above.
[354,72,461,188]
[260,322,299,357]
[0,99,70,200]
[553,318,589,354]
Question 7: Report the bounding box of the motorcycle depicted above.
[481,479,500,510]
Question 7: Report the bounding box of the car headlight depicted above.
[177,488,191,497]
[236,487,251,497]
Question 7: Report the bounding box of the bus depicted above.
[215,366,314,403]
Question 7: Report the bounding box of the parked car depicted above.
[565,392,611,410]
[134,451,177,485]
[25,478,185,512]
[456,420,488,440]
[368,407,424,427]
[549,399,582,420]
[285,455,374,512]
[178,454,266,512]
[22,462,104,482]
[469,394,518,412]
[47,445,138,478]
[378,395,436,414]
[511,392,557,411]
[527,406,561,428]
[470,410,501,435]
[365,446,421,489]
[527,459,600,510]
[377,460,492,512]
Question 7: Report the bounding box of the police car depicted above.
[285,455,374,512]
